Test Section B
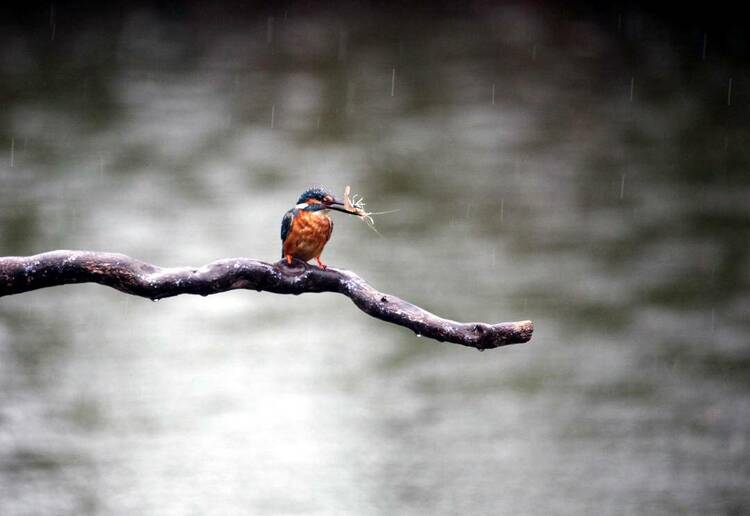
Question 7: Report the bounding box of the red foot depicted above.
[286,254,293,265]
[315,257,327,269]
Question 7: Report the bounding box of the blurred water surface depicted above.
[1,4,749,515]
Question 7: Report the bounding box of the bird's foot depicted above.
[278,256,308,275]
[315,257,327,270]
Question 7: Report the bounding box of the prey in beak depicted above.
[323,196,359,215]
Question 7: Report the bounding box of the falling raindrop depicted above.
[617,13,622,31]
[316,116,321,129]
[499,198,504,223]
[9,137,14,168]
[702,33,708,61]
[629,77,635,101]
[270,104,275,129]
[727,78,733,106]
[391,67,396,97]
[531,44,537,60]
[710,308,716,333]
[491,83,496,105]
[50,3,56,41]
[338,29,347,61]
[619,173,626,199]
[347,80,355,114]
[266,16,274,45]
[99,155,104,179]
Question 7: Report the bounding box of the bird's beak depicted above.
[326,197,358,215]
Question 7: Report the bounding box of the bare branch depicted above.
[0,250,533,349]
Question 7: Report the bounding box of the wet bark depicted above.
[0,250,533,349]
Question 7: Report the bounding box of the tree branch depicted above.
[0,250,533,350]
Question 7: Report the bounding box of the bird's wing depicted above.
[326,217,333,242]
[280,209,295,243]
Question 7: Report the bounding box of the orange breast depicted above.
[283,211,332,261]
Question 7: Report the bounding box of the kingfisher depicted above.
[280,186,358,269]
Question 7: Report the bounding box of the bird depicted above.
[280,186,358,269]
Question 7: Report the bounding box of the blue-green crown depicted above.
[297,186,332,204]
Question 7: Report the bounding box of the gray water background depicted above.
[1,5,749,515]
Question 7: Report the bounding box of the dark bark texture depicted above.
[0,250,533,349]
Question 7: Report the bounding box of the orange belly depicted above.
[283,211,332,262]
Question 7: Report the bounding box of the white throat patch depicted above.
[295,202,329,215]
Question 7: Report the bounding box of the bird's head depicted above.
[295,186,357,215]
